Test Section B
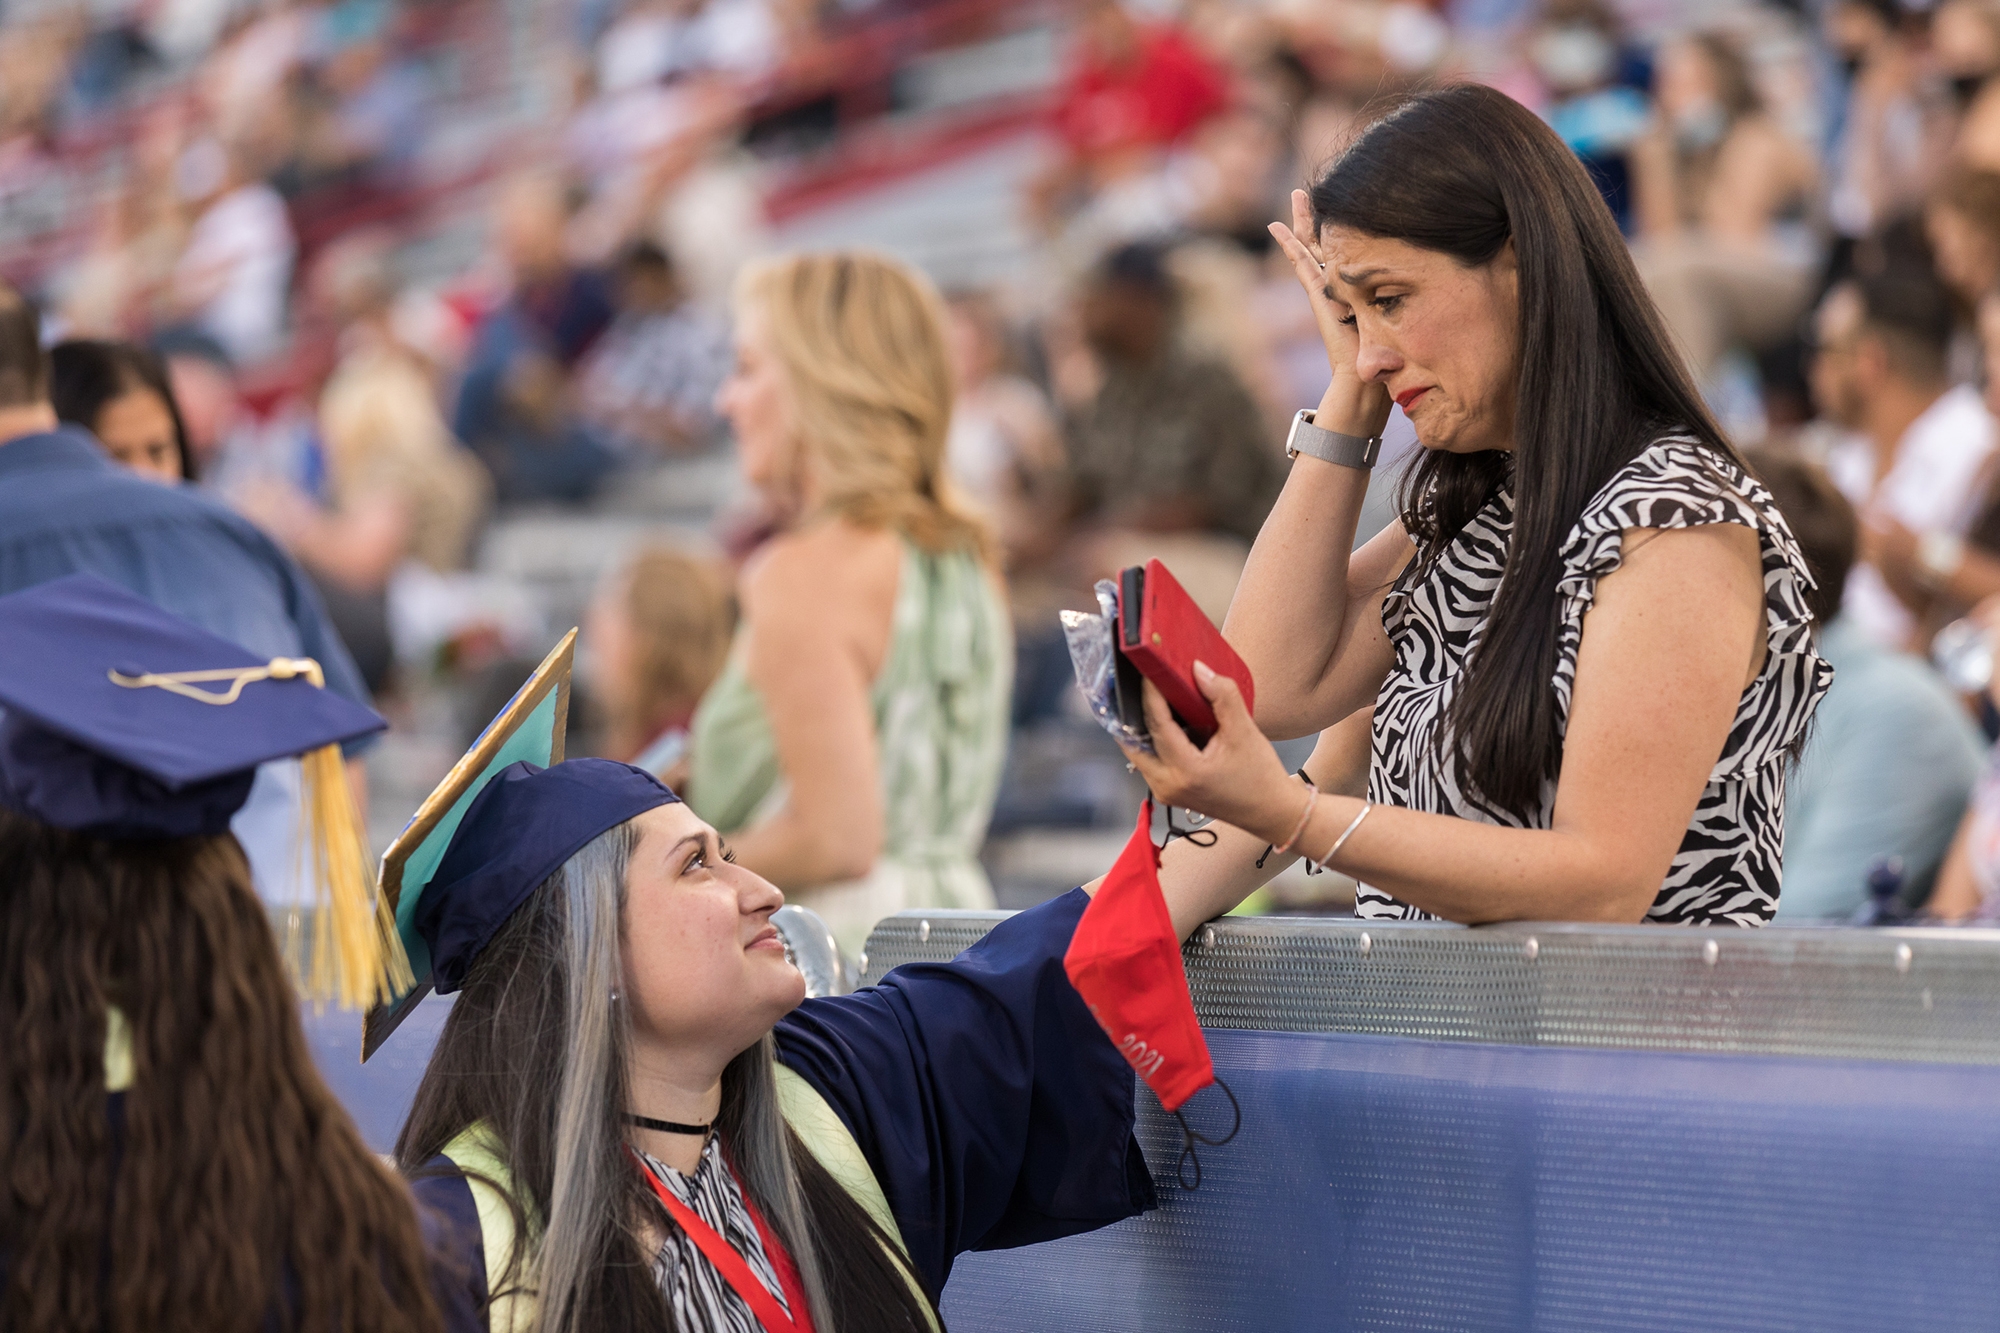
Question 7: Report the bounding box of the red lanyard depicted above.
[627,1145,817,1333]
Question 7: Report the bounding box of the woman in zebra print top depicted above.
[1117,84,1831,927]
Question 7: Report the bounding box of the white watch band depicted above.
[1285,409,1382,470]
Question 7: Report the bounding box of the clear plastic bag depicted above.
[1060,578,1154,755]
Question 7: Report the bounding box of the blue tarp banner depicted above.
[943,1028,2000,1332]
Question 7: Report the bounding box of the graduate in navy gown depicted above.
[381,756,1163,1333]
[0,575,465,1332]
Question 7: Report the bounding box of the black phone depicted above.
[1113,565,1147,736]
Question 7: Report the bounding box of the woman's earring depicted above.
[610,988,621,1003]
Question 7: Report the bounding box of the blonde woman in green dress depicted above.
[690,251,1013,955]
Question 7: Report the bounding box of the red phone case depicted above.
[1119,559,1255,743]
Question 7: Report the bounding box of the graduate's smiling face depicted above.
[619,803,806,1060]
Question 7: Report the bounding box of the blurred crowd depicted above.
[15,0,2000,926]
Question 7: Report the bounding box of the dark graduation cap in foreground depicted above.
[0,573,407,1007]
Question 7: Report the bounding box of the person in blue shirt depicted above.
[0,283,375,908]
[1749,447,1988,917]
[378,753,1233,1333]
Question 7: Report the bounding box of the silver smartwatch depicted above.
[1285,409,1382,470]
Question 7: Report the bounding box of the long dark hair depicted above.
[1309,84,1745,820]
[49,339,195,481]
[0,808,442,1333]
[395,822,938,1333]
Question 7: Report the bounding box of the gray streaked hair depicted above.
[534,821,634,1332]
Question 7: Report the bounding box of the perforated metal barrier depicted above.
[862,912,2000,1333]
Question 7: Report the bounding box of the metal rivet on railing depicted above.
[1523,937,1539,962]
[918,919,931,944]
[1358,932,1372,957]
[1896,942,1913,974]
[1703,939,1719,966]
[1199,925,1217,949]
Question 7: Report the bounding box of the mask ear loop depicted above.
[1170,1077,1242,1190]
[1163,803,1218,849]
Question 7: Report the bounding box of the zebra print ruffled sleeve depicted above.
[1551,439,1831,783]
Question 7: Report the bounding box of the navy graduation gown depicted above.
[412,888,1156,1312]
[773,887,1157,1294]
[412,1167,491,1330]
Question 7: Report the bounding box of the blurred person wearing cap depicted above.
[1809,263,1996,647]
[0,283,377,912]
[0,575,470,1331]
[371,731,1262,1330]
[1744,448,1985,919]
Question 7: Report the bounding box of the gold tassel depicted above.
[292,743,414,1010]
[105,653,413,1007]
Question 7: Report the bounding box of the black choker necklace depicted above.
[627,1113,712,1136]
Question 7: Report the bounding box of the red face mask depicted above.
[1066,799,1240,1186]
[1065,798,1216,1113]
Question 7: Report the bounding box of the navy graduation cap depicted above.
[0,574,407,1008]
[0,573,385,838]
[362,628,682,1059]
[417,757,678,997]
